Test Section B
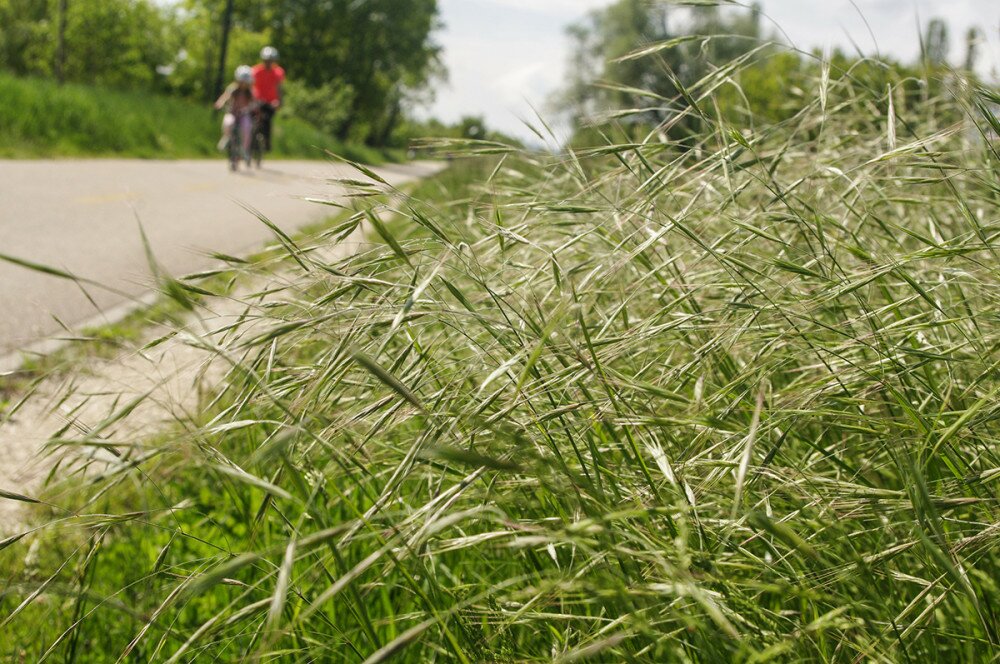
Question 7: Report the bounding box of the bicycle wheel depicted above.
[228,126,240,171]
[252,125,264,169]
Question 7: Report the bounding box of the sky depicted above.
[425,0,1000,142]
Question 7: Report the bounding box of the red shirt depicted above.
[252,63,285,104]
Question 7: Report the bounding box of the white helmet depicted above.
[260,46,279,62]
[235,65,253,84]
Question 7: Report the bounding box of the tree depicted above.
[55,0,67,83]
[964,27,980,73]
[0,0,174,89]
[922,18,950,67]
[561,0,672,127]
[213,0,236,97]
[164,0,270,101]
[269,0,442,144]
[559,0,765,143]
[0,0,51,77]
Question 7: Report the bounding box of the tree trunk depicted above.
[213,0,236,98]
[964,28,980,72]
[204,42,216,101]
[373,96,401,147]
[55,0,68,84]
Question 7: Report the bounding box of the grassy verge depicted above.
[3,57,1000,662]
[0,73,392,163]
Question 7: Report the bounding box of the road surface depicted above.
[0,159,440,355]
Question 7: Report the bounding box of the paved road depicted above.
[0,159,439,355]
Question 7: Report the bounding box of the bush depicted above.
[283,78,355,137]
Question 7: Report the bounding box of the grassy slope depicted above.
[3,68,1000,661]
[0,73,388,163]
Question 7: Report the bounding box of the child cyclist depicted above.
[214,65,256,161]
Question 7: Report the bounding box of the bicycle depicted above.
[225,103,270,171]
[227,110,252,172]
[250,103,276,169]
[250,119,265,169]
[228,105,270,172]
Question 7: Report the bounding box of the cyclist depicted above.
[214,65,256,162]
[251,46,285,153]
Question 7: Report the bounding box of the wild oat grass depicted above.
[2,53,1000,661]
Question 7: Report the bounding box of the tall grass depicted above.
[0,73,388,163]
[2,50,1000,661]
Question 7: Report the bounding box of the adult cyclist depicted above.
[251,46,285,154]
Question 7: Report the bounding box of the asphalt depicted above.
[0,158,440,355]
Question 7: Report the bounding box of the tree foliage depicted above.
[0,0,443,147]
[0,0,174,87]
[270,0,442,144]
